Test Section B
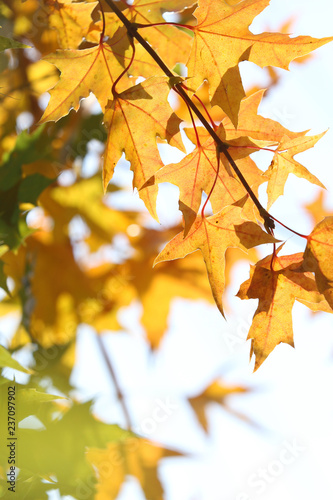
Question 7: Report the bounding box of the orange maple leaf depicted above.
[237,247,331,370]
[189,379,250,433]
[303,217,333,310]
[143,131,266,234]
[187,0,333,125]
[155,203,277,316]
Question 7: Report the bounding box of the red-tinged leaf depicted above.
[237,248,332,371]
[87,2,194,73]
[103,77,184,220]
[143,132,266,234]
[154,204,277,316]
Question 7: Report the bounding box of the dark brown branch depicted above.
[103,0,275,231]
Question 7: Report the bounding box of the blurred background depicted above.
[0,0,333,499]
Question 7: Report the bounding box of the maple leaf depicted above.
[119,0,194,69]
[127,233,215,348]
[40,175,135,246]
[155,204,277,316]
[86,1,193,80]
[0,345,31,374]
[187,0,333,125]
[303,217,333,310]
[189,379,249,433]
[265,133,326,209]
[39,41,120,123]
[10,399,134,498]
[304,191,332,225]
[87,437,181,500]
[143,130,266,234]
[237,248,332,370]
[221,90,306,144]
[103,77,184,219]
[48,0,98,49]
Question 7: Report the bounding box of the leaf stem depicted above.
[269,214,309,239]
[112,35,136,97]
[95,333,133,430]
[103,0,275,231]
[192,93,217,131]
[98,0,106,40]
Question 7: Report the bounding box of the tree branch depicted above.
[103,0,275,231]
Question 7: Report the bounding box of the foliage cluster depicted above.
[0,0,332,498]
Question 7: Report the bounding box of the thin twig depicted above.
[95,333,133,430]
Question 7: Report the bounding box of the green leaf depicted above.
[0,126,54,249]
[0,260,10,295]
[0,35,29,52]
[18,388,67,404]
[0,345,31,374]
[18,174,54,205]
[15,401,135,498]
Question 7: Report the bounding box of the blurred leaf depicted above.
[0,345,31,373]
[189,379,249,432]
[87,437,182,500]
[0,126,54,250]
[0,260,10,294]
[17,401,135,498]
[0,35,29,51]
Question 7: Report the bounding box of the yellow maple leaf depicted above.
[39,39,129,123]
[86,438,181,500]
[222,89,306,144]
[265,133,326,209]
[304,191,332,225]
[187,0,333,125]
[49,0,98,49]
[103,77,184,219]
[155,203,277,316]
